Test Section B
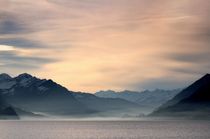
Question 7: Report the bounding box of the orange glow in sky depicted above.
[0,0,210,92]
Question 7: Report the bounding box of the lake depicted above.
[0,120,210,139]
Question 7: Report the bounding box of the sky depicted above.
[0,0,210,93]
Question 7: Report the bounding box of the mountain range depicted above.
[0,73,142,119]
[0,73,209,119]
[150,74,210,119]
[95,89,181,113]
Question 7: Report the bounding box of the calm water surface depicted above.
[0,120,210,139]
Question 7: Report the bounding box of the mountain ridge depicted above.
[0,73,95,116]
[150,74,210,119]
[0,73,142,118]
[95,89,181,113]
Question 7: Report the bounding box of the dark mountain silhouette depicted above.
[0,93,19,119]
[0,73,94,116]
[95,89,180,113]
[0,73,142,118]
[150,74,210,119]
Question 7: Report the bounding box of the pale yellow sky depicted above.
[0,0,210,92]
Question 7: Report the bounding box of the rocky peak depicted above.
[15,73,33,79]
[0,73,12,81]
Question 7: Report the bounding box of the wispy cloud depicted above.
[0,50,57,70]
[166,51,210,64]
[0,13,31,34]
[0,38,48,49]
[0,0,209,92]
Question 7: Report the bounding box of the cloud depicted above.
[0,38,48,49]
[166,52,210,64]
[0,19,23,34]
[0,13,31,34]
[0,51,57,70]
[132,77,192,91]
[169,67,209,75]
[0,63,38,70]
[47,0,110,8]
[0,0,210,92]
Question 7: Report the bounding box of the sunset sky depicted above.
[0,0,210,92]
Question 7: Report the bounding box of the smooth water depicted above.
[0,120,210,139]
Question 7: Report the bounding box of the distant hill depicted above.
[95,89,181,113]
[0,73,142,118]
[73,92,142,117]
[150,74,210,119]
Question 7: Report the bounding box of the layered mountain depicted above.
[0,73,94,116]
[73,92,142,117]
[0,93,19,119]
[0,73,142,118]
[95,89,180,113]
[150,74,210,119]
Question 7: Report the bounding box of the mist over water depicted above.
[0,120,210,139]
